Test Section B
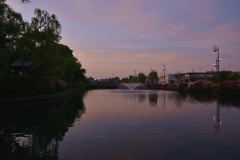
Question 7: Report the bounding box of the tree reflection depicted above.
[177,93,240,107]
[0,91,86,159]
[138,94,146,103]
[148,94,158,107]
[168,92,188,108]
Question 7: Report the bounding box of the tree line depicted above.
[119,69,159,84]
[0,0,86,83]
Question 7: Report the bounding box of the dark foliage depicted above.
[0,1,86,84]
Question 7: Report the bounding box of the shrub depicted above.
[189,80,216,92]
[54,78,67,90]
[177,83,188,90]
[0,75,69,96]
[217,80,240,93]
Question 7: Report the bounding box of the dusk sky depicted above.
[7,0,240,79]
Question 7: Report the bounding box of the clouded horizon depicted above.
[7,0,240,79]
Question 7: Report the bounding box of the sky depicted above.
[6,0,240,79]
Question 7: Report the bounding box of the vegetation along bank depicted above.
[0,1,87,98]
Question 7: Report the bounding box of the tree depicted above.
[12,8,62,74]
[118,77,129,83]
[21,0,30,3]
[229,73,240,80]
[138,72,146,83]
[0,1,87,83]
[212,71,240,82]
[63,57,86,82]
[148,69,159,83]
[0,0,26,73]
[0,0,25,49]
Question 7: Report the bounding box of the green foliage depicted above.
[138,72,146,83]
[118,75,139,83]
[177,83,188,90]
[118,77,129,83]
[229,73,240,80]
[0,1,86,84]
[212,71,240,82]
[21,0,30,3]
[63,57,86,82]
[217,80,240,93]
[0,1,25,49]
[148,69,159,83]
[0,75,55,95]
[129,75,138,83]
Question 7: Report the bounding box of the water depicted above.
[1,90,240,159]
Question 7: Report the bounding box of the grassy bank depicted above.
[145,80,240,94]
[0,75,85,97]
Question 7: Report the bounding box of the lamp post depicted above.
[212,46,221,83]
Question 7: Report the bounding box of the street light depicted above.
[212,46,221,83]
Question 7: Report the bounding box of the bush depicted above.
[177,83,188,90]
[0,75,83,96]
[217,80,240,93]
[54,78,67,90]
[189,80,216,92]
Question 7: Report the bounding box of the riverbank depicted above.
[146,80,240,94]
[0,88,84,105]
[0,75,85,96]
[0,75,86,104]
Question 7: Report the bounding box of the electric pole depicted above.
[212,46,221,83]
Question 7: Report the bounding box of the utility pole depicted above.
[212,46,221,83]
[163,64,166,83]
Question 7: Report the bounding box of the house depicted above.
[174,71,217,84]
[11,60,32,75]
[159,74,178,84]
[11,60,45,76]
[87,77,95,84]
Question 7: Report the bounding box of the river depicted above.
[0,90,240,159]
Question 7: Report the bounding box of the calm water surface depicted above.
[1,90,240,159]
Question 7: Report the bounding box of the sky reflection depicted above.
[58,90,240,159]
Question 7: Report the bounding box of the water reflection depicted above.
[188,92,240,107]
[213,101,222,132]
[60,90,240,159]
[148,94,158,107]
[0,91,86,159]
[118,91,240,109]
[138,94,146,103]
[151,92,240,108]
[1,90,240,159]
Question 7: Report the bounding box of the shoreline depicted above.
[0,88,84,105]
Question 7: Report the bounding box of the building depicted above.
[11,60,32,75]
[174,71,217,84]
[87,77,95,84]
[88,76,120,84]
[159,74,178,84]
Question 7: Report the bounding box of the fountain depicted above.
[113,83,154,93]
[120,83,143,91]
